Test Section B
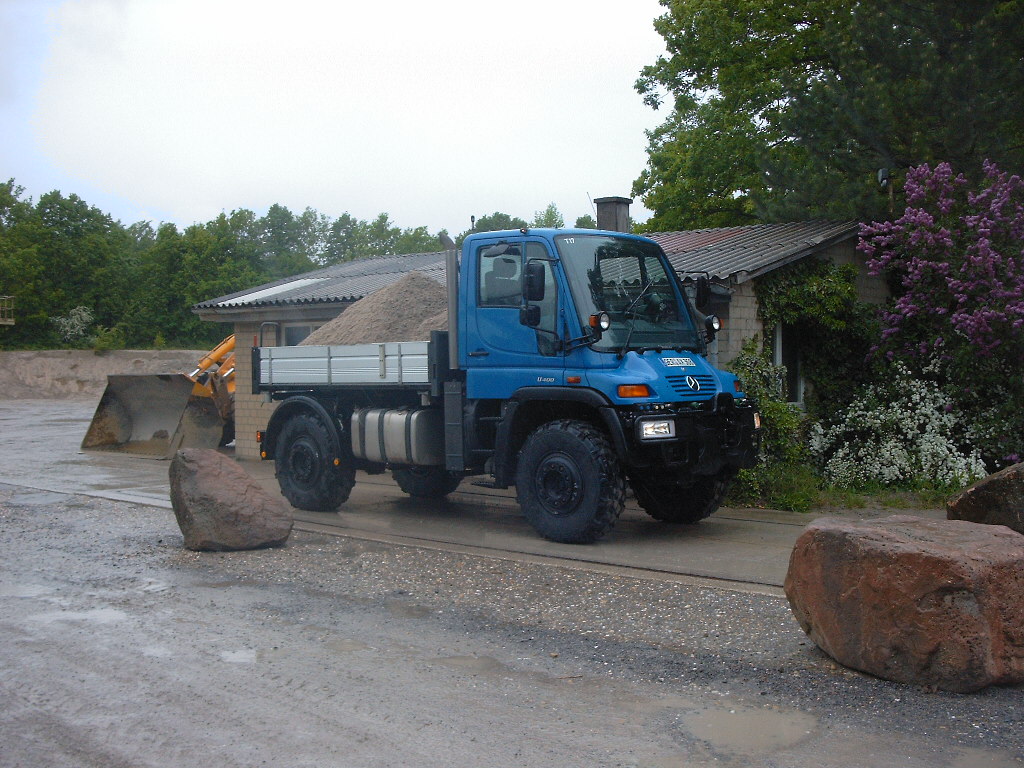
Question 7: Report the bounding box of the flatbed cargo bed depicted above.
[258,341,433,389]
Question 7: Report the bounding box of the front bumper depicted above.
[608,396,761,474]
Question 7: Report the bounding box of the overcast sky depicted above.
[1,0,667,236]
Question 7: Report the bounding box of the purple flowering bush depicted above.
[858,161,1024,470]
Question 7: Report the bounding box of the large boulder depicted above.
[785,515,1024,692]
[947,462,1024,534]
[169,448,293,551]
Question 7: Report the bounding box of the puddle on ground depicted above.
[949,747,1023,768]
[137,579,171,593]
[9,491,70,506]
[434,655,510,676]
[386,600,433,619]
[220,648,257,663]
[193,580,241,589]
[28,607,128,625]
[682,703,817,756]
[0,584,54,598]
[327,638,370,653]
[618,693,702,715]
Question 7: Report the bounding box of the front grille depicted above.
[664,373,717,399]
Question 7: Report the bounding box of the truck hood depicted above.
[580,350,745,405]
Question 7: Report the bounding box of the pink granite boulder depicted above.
[169,448,292,551]
[785,515,1024,692]
[947,462,1024,535]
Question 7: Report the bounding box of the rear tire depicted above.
[629,470,734,524]
[392,466,462,498]
[275,413,355,511]
[515,420,624,544]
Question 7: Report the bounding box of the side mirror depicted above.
[520,304,541,328]
[695,275,710,310]
[524,261,546,302]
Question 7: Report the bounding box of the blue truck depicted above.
[254,228,761,543]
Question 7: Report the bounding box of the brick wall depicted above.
[233,321,278,460]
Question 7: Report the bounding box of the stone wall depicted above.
[717,280,762,366]
[0,349,205,399]
[827,238,891,306]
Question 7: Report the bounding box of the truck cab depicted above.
[257,228,760,544]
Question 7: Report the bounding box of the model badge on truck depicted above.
[536,376,555,383]
[663,357,696,367]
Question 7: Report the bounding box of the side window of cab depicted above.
[478,244,522,307]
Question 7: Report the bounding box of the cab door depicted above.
[464,238,562,399]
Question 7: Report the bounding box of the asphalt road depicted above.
[0,397,1021,767]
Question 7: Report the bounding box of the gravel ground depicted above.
[2,484,1021,767]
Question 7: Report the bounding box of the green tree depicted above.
[0,180,51,347]
[456,212,530,246]
[120,223,194,346]
[322,212,443,263]
[635,0,1024,230]
[531,203,564,228]
[0,178,451,348]
[574,214,597,229]
[258,204,318,278]
[393,225,443,254]
[323,212,362,264]
[0,184,134,347]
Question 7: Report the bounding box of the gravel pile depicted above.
[301,272,447,346]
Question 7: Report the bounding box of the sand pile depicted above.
[301,272,448,346]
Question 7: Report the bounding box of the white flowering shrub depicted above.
[50,306,94,346]
[808,362,987,489]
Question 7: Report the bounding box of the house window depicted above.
[772,324,804,404]
[283,324,319,346]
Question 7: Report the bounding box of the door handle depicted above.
[468,349,490,357]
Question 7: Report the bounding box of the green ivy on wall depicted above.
[752,257,879,421]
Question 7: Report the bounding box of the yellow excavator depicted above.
[81,335,236,459]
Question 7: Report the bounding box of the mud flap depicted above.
[80,374,225,459]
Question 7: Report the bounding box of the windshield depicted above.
[556,234,701,352]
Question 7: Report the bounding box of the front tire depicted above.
[275,413,355,511]
[515,420,625,544]
[392,465,462,498]
[629,470,734,524]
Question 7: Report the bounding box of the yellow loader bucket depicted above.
[81,374,225,459]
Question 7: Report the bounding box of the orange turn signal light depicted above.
[617,384,652,398]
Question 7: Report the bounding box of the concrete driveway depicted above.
[0,397,849,592]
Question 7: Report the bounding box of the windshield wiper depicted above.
[618,279,656,357]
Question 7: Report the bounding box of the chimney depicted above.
[594,196,632,233]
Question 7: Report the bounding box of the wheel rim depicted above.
[534,452,583,516]
[287,438,319,485]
